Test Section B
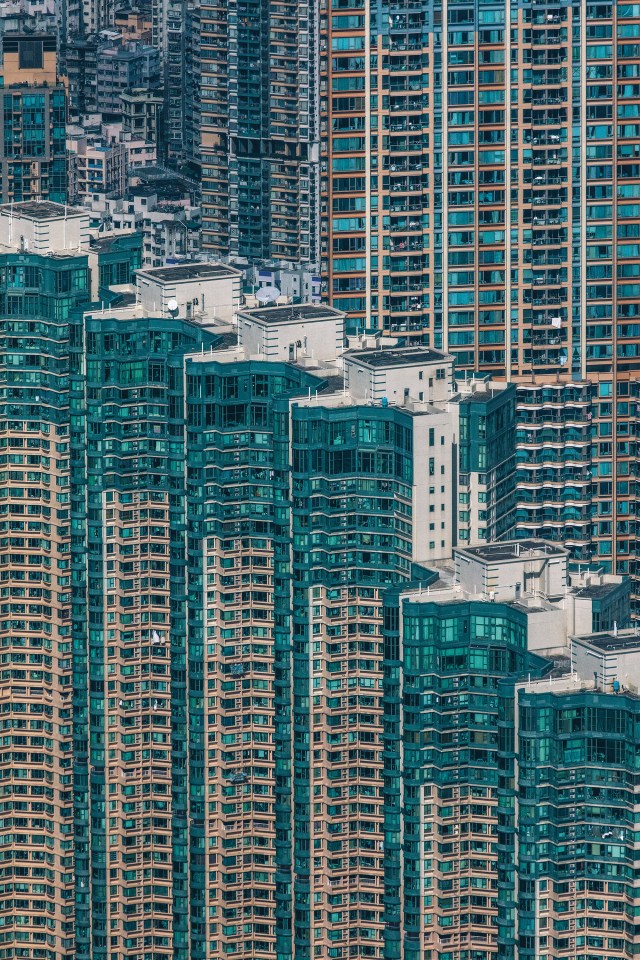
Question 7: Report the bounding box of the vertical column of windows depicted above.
[514,383,592,554]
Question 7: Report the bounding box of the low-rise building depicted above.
[121,87,163,143]
[78,185,200,266]
[67,136,127,200]
[142,207,200,265]
[122,134,157,170]
[96,41,160,115]
[136,262,243,325]
[113,7,152,41]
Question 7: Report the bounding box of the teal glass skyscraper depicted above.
[382,568,640,960]
[3,202,640,960]
[497,665,640,960]
[382,594,549,960]
[0,252,88,960]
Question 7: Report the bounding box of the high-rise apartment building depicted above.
[0,201,525,959]
[65,0,114,42]
[0,34,67,204]
[383,541,637,960]
[498,650,640,960]
[196,0,320,264]
[0,261,80,955]
[320,1,636,368]
[1,199,638,960]
[0,202,108,960]
[319,1,640,594]
[150,0,184,160]
[65,38,99,117]
[383,594,542,960]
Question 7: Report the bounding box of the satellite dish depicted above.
[256,285,280,304]
[167,298,178,314]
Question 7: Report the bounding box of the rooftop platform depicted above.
[458,540,568,563]
[239,304,344,324]
[347,346,447,368]
[0,201,86,220]
[138,263,240,283]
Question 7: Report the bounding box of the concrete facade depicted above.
[136,262,243,325]
[344,345,453,405]
[0,201,91,253]
[237,304,346,363]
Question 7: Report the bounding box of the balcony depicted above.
[386,117,427,133]
[525,251,567,265]
[523,49,568,67]
[523,292,566,307]
[387,77,423,92]
[388,258,426,273]
[524,131,566,147]
[524,8,566,24]
[387,177,426,194]
[388,38,424,52]
[524,332,567,347]
[384,158,424,172]
[389,237,424,251]
[527,92,567,106]
[388,277,428,292]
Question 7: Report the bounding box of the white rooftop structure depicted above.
[136,262,242,325]
[236,303,345,363]
[0,201,91,253]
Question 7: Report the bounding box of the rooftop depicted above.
[121,88,163,100]
[88,233,140,253]
[457,540,568,563]
[548,655,572,678]
[3,31,55,40]
[84,303,162,323]
[347,346,448,368]
[573,581,626,600]
[138,263,240,283]
[109,290,137,307]
[240,304,344,324]
[0,201,87,221]
[578,630,640,653]
[99,43,156,59]
[458,386,511,404]
[509,600,549,615]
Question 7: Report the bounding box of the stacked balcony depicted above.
[520,8,571,374]
[515,383,592,555]
[381,12,429,333]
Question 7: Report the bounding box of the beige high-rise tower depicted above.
[0,34,67,204]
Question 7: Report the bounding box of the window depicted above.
[19,39,43,70]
